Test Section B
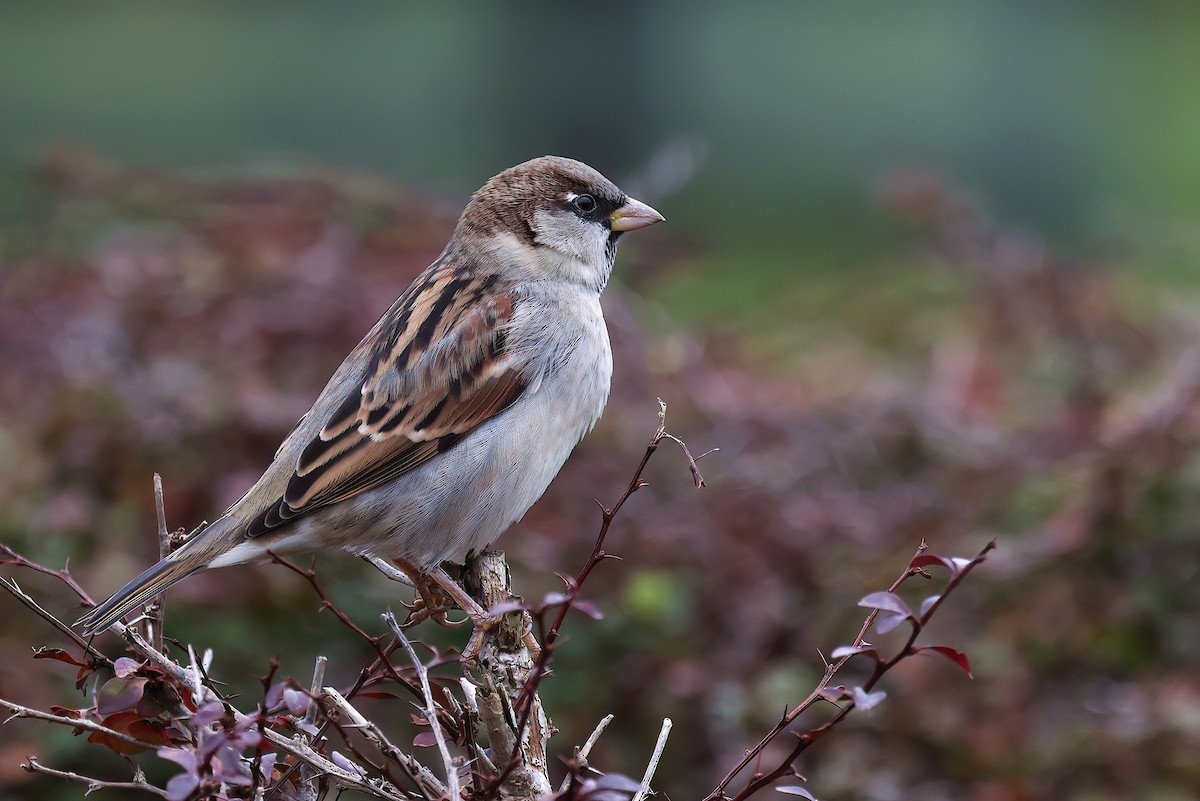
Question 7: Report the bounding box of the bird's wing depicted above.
[245,268,526,538]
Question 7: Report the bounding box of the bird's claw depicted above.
[402,582,469,628]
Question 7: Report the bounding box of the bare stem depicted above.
[144,472,169,653]
[385,612,458,801]
[0,576,109,666]
[304,655,328,730]
[557,714,614,791]
[633,718,673,801]
[323,686,447,800]
[23,757,169,799]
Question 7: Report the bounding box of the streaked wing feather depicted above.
[246,268,524,540]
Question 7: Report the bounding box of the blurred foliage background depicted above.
[3,3,1200,800]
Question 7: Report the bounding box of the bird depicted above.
[78,155,664,641]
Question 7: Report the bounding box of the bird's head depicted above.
[458,156,664,289]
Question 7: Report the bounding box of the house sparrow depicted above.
[79,156,663,637]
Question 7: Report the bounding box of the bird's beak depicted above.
[610,196,665,232]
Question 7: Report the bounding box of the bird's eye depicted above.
[570,194,597,214]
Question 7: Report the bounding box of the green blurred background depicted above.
[6,1,1200,291]
[4,3,1200,801]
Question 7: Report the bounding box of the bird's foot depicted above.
[372,557,541,662]
[401,578,469,628]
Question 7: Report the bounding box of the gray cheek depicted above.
[532,210,608,263]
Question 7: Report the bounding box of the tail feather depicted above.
[76,553,207,636]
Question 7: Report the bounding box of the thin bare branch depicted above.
[658,433,713,488]
[23,757,169,798]
[517,402,710,719]
[632,718,672,801]
[579,714,615,762]
[0,544,96,603]
[384,611,458,801]
[260,725,408,801]
[323,686,447,800]
[143,472,169,653]
[304,655,328,730]
[558,714,614,791]
[0,576,109,665]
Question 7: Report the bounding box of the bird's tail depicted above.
[76,545,211,636]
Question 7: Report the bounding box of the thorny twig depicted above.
[488,401,709,797]
[516,401,709,714]
[705,539,995,801]
[0,576,109,666]
[0,543,95,603]
[269,553,437,714]
[265,552,463,797]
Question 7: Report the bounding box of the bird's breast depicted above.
[510,285,612,436]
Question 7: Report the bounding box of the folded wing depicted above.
[245,269,525,538]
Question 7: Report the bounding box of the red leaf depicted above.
[412,731,438,748]
[88,712,172,755]
[33,647,88,667]
[426,682,452,712]
[125,718,175,748]
[50,706,88,736]
[909,553,973,576]
[49,705,83,720]
[909,553,949,571]
[857,591,912,619]
[918,645,974,679]
[87,728,148,755]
